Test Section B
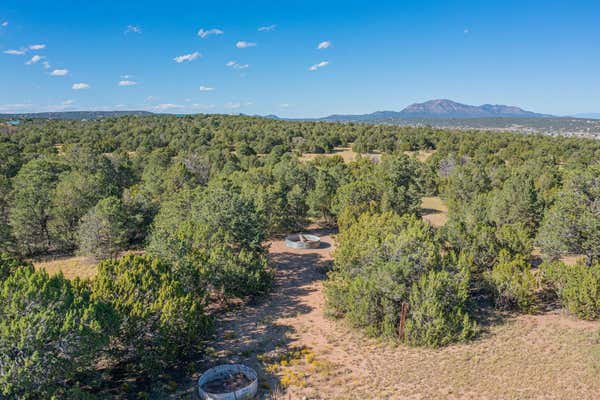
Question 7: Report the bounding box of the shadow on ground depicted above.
[175,228,335,398]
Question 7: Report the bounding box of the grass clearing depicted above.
[300,147,435,164]
[281,314,600,399]
[421,196,448,227]
[559,254,586,266]
[300,147,381,163]
[33,255,98,280]
[32,251,144,280]
[404,149,437,162]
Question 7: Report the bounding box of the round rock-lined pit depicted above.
[285,233,321,249]
[198,364,258,400]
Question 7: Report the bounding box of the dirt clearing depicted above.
[184,225,600,399]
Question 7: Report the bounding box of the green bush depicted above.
[405,270,477,347]
[542,261,600,320]
[325,270,401,339]
[147,187,272,299]
[77,196,128,260]
[536,166,600,264]
[487,252,538,312]
[92,254,213,372]
[0,252,26,281]
[332,154,421,229]
[0,267,114,399]
[326,212,477,345]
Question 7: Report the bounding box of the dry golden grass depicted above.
[281,313,600,399]
[404,149,437,162]
[300,147,434,164]
[559,254,586,266]
[421,196,448,227]
[33,255,98,280]
[300,147,380,163]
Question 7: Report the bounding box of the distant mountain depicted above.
[400,99,552,118]
[320,99,553,121]
[572,113,600,119]
[0,110,154,120]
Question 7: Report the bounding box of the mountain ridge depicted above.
[320,99,553,122]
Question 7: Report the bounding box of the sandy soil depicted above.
[184,225,600,400]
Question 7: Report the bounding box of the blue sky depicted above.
[1,0,599,117]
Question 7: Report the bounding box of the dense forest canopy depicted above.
[1,114,599,398]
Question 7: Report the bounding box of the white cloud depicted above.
[317,40,331,49]
[50,69,69,76]
[174,51,201,63]
[154,103,182,110]
[199,86,214,91]
[118,80,137,86]
[62,99,75,105]
[258,24,276,32]
[464,28,470,34]
[197,28,224,38]
[309,60,329,71]
[121,74,133,79]
[4,49,26,55]
[1,21,8,27]
[29,44,46,50]
[226,60,249,69]
[72,83,90,90]
[125,25,142,34]
[236,41,256,49]
[25,55,44,65]
[280,103,290,108]
[42,61,51,69]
